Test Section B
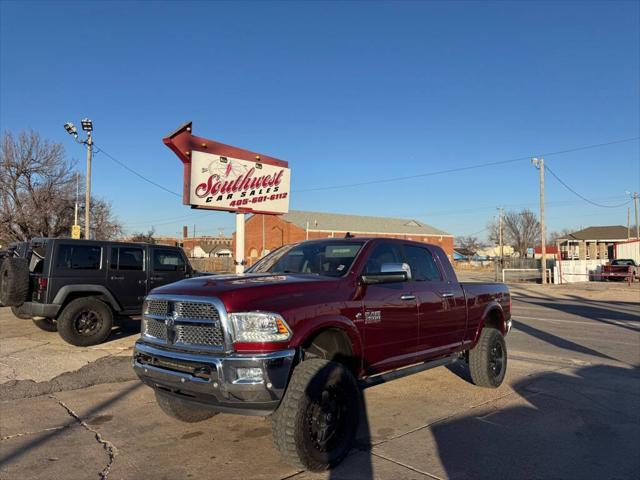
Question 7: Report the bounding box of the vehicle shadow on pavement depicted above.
[515,296,640,333]
[431,364,640,480]
[103,316,141,343]
[512,320,618,362]
[326,394,374,480]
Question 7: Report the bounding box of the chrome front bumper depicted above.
[133,341,296,415]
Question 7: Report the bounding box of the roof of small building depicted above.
[281,210,451,236]
[562,225,629,241]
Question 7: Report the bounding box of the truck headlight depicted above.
[229,312,291,343]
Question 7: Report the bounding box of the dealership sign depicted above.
[163,122,290,215]
[190,151,290,213]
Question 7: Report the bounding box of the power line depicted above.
[293,136,640,193]
[545,165,633,208]
[93,144,182,198]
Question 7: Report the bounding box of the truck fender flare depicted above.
[52,285,122,312]
[292,315,364,364]
[472,301,506,345]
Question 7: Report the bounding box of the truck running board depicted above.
[359,354,458,389]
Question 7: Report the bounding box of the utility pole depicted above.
[634,192,639,240]
[628,207,631,240]
[75,172,79,225]
[498,207,504,261]
[532,157,546,284]
[85,131,92,239]
[64,118,93,239]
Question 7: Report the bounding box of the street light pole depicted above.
[634,192,639,241]
[532,157,547,285]
[85,131,93,239]
[64,118,94,239]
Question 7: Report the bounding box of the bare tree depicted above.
[548,228,574,245]
[90,198,123,240]
[503,209,540,257]
[485,209,540,257]
[0,130,122,244]
[129,228,157,244]
[455,235,486,258]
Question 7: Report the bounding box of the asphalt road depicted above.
[1,282,638,480]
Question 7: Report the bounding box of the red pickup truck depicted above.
[133,237,511,471]
[601,259,638,282]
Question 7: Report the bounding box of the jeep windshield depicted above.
[247,241,364,277]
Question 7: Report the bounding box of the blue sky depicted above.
[1,1,639,240]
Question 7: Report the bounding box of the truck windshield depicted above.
[247,241,364,277]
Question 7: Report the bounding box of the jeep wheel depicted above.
[155,391,218,423]
[10,305,31,320]
[271,359,360,471]
[0,258,29,307]
[32,318,58,332]
[469,327,507,388]
[57,297,113,346]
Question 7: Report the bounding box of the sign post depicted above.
[163,122,290,273]
[235,213,245,274]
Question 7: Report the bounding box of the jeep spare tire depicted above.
[0,257,29,307]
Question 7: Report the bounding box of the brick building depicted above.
[234,210,453,265]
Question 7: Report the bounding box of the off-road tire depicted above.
[57,297,113,346]
[271,358,360,471]
[0,257,29,307]
[155,391,218,423]
[32,318,58,332]
[10,305,31,320]
[469,327,507,388]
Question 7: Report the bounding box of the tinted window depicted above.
[110,247,144,271]
[363,243,404,274]
[56,245,102,270]
[153,249,185,272]
[404,245,442,281]
[248,242,363,277]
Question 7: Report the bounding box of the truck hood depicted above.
[149,273,343,313]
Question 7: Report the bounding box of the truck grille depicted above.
[175,301,219,321]
[143,299,224,350]
[144,317,168,340]
[146,300,168,317]
[175,324,224,346]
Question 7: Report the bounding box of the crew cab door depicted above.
[359,242,419,373]
[149,247,189,290]
[107,245,147,310]
[403,244,466,355]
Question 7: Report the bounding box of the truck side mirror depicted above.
[360,263,412,285]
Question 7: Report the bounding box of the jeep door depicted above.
[107,245,147,311]
[149,247,188,290]
[359,242,419,373]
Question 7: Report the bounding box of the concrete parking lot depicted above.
[1,281,639,480]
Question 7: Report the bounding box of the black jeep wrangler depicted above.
[0,238,196,346]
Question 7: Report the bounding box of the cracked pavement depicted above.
[0,281,638,479]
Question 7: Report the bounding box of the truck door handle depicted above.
[400,294,416,301]
[110,275,124,281]
[440,292,454,298]
[150,276,164,281]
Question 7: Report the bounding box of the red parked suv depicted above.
[133,237,511,471]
